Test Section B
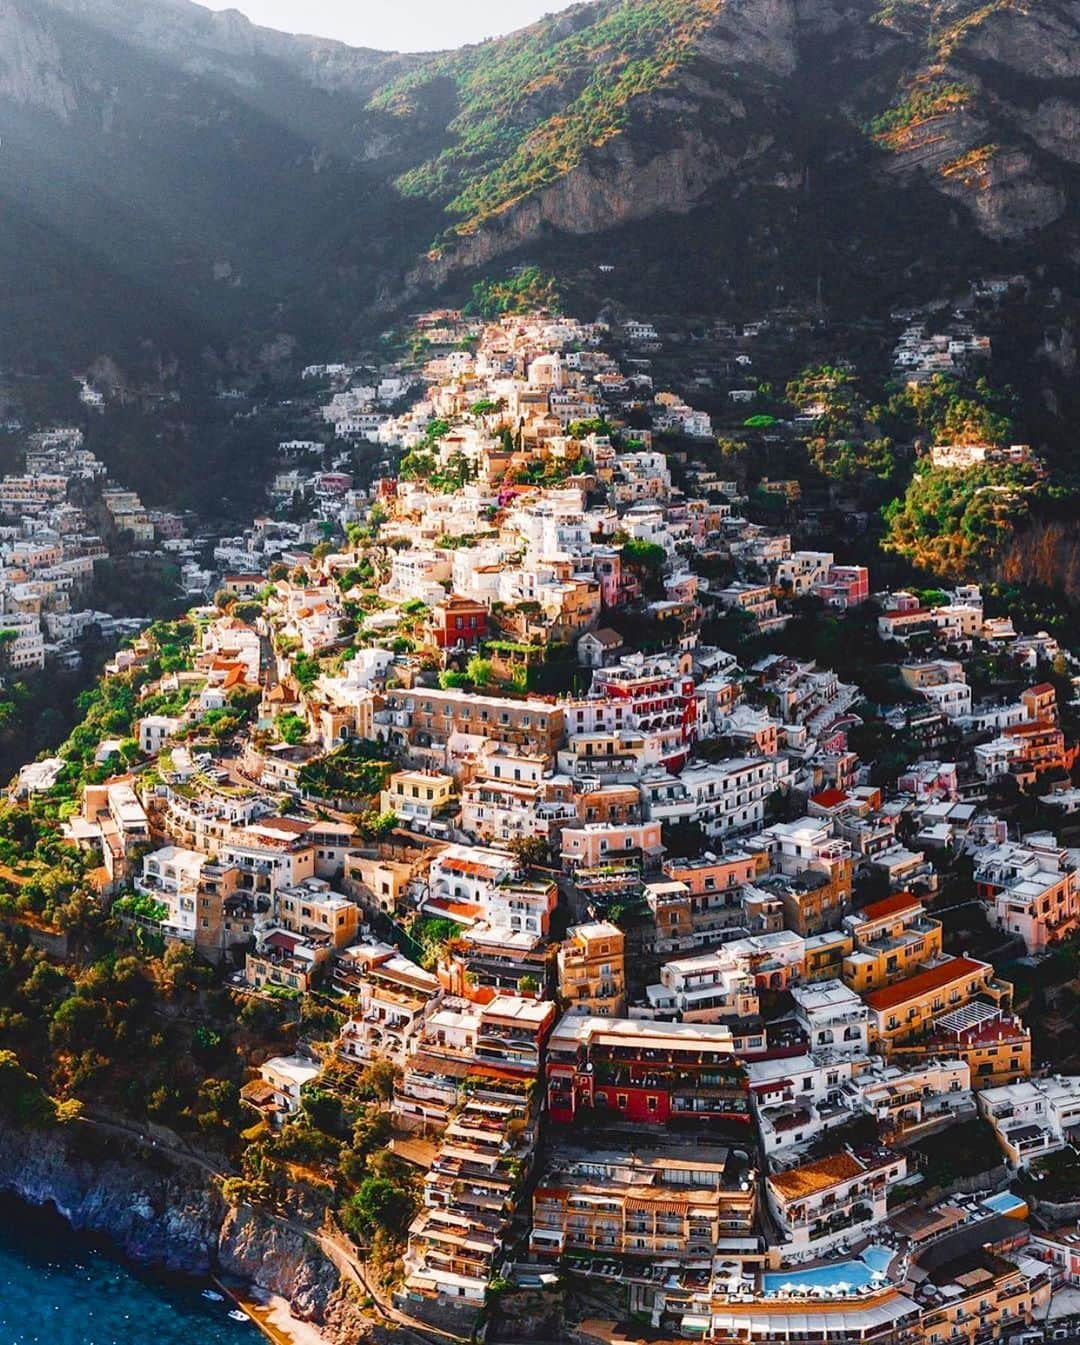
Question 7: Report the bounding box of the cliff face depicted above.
[0,1123,343,1332]
[4,0,1080,369]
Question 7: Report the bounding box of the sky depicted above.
[200,0,581,51]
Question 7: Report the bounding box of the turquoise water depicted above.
[981,1191,1025,1215]
[0,1196,263,1345]
[762,1244,893,1293]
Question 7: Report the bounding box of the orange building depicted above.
[557,921,626,1017]
[863,956,1013,1050]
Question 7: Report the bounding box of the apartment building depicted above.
[376,686,565,758]
[425,844,519,918]
[241,1055,320,1124]
[460,760,574,844]
[557,921,626,1017]
[979,1076,1080,1167]
[749,817,854,936]
[864,956,1013,1051]
[975,839,1080,953]
[645,950,759,1024]
[381,769,456,830]
[915,1234,1051,1345]
[561,820,663,872]
[530,1145,756,1261]
[804,929,852,982]
[273,877,358,949]
[216,822,317,897]
[841,892,944,993]
[641,852,766,955]
[135,846,208,943]
[791,980,870,1057]
[406,994,557,1083]
[246,929,328,995]
[337,943,440,1069]
[747,1052,857,1156]
[400,1081,537,1323]
[546,1015,748,1126]
[892,1000,1031,1087]
[767,1147,907,1260]
[643,757,790,840]
[852,1058,972,1140]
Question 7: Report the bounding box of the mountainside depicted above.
[5,0,1080,374]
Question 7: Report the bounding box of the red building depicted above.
[815,564,870,609]
[545,1015,749,1126]
[590,658,699,754]
[429,595,489,652]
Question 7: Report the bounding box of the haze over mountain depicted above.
[5,0,1080,377]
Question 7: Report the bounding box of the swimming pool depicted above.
[981,1191,1026,1216]
[762,1245,893,1294]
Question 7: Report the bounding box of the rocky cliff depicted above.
[0,1122,362,1341]
[4,0,1080,369]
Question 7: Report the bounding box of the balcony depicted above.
[805,1203,873,1242]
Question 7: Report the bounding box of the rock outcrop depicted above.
[4,0,1080,366]
[0,1122,345,1335]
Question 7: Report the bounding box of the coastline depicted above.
[0,1123,346,1345]
[218,1278,334,1345]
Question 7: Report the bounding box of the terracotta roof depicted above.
[1024,683,1056,698]
[265,931,303,952]
[857,890,921,923]
[1005,719,1058,737]
[254,816,313,835]
[768,1152,863,1201]
[439,857,503,879]
[810,788,848,810]
[863,957,986,1013]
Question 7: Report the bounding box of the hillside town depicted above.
[10,305,1080,1345]
[0,425,195,675]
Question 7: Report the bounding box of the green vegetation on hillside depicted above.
[465,268,562,318]
[882,461,1045,575]
[297,742,396,804]
[886,374,1015,447]
[373,0,724,237]
[868,80,973,139]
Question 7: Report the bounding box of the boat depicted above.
[202,1290,225,1302]
[228,1309,250,1322]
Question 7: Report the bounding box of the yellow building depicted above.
[864,955,1013,1050]
[892,1001,1032,1087]
[530,1148,756,1261]
[557,921,626,1017]
[344,852,418,915]
[841,891,943,994]
[803,929,852,982]
[380,769,456,829]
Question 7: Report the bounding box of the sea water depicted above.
[0,1195,263,1344]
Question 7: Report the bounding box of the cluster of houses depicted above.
[0,427,192,674]
[29,307,1080,1344]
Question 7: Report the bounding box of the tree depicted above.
[509,835,550,867]
[465,655,493,689]
[0,1050,58,1126]
[340,1177,414,1242]
[355,1059,397,1103]
[276,712,308,746]
[359,809,397,841]
[620,539,667,594]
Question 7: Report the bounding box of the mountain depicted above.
[4,0,1080,375]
